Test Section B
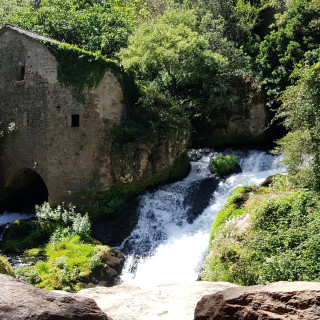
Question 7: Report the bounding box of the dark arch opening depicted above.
[2,169,48,211]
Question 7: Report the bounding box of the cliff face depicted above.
[110,133,189,185]
[193,79,271,147]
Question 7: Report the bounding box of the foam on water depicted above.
[120,149,285,288]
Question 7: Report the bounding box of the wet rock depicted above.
[89,247,125,287]
[194,281,320,320]
[184,177,219,223]
[92,198,140,247]
[0,274,111,320]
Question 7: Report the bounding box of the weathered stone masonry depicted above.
[0,24,124,204]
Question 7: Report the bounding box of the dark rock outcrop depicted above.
[89,247,125,286]
[184,177,219,223]
[194,281,320,320]
[0,274,111,320]
[260,174,281,187]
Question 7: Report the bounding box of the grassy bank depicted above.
[200,178,320,285]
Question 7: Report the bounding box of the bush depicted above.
[2,219,52,254]
[211,155,241,177]
[209,186,252,245]
[16,235,114,291]
[2,203,92,253]
[201,189,320,285]
[36,202,91,242]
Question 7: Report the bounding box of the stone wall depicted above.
[194,79,270,147]
[0,26,188,207]
[0,27,124,204]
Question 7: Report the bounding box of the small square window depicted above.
[71,114,80,127]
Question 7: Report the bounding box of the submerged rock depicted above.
[0,274,111,320]
[194,281,320,320]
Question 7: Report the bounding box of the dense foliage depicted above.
[119,9,233,135]
[254,0,320,104]
[201,188,320,285]
[4,0,144,58]
[274,61,320,190]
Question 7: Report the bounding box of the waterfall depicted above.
[119,149,284,288]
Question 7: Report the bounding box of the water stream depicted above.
[119,149,284,288]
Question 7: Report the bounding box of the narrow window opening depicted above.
[18,65,25,81]
[71,114,80,127]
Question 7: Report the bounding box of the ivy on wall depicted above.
[43,41,137,104]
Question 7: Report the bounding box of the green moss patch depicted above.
[209,186,253,244]
[211,155,241,177]
[0,255,14,276]
[16,235,111,292]
[44,41,137,104]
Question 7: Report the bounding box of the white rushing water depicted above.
[120,149,285,288]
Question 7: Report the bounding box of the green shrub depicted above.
[209,186,252,245]
[36,202,92,242]
[16,235,101,291]
[0,255,14,276]
[2,220,52,254]
[211,155,241,177]
[201,189,320,285]
[2,203,92,253]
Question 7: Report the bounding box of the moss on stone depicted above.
[0,255,14,276]
[211,155,241,177]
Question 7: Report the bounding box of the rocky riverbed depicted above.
[2,273,320,320]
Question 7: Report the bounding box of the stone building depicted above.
[0,24,125,205]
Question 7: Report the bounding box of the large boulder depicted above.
[194,281,320,320]
[0,274,111,320]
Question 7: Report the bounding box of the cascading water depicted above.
[119,149,285,288]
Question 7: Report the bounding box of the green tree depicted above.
[275,61,320,189]
[118,8,235,135]
[7,0,144,57]
[0,0,33,27]
[254,0,320,105]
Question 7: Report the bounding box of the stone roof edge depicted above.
[0,24,60,44]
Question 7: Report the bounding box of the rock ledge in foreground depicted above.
[0,274,111,320]
[194,281,320,320]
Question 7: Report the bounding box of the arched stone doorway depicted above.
[3,168,48,211]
